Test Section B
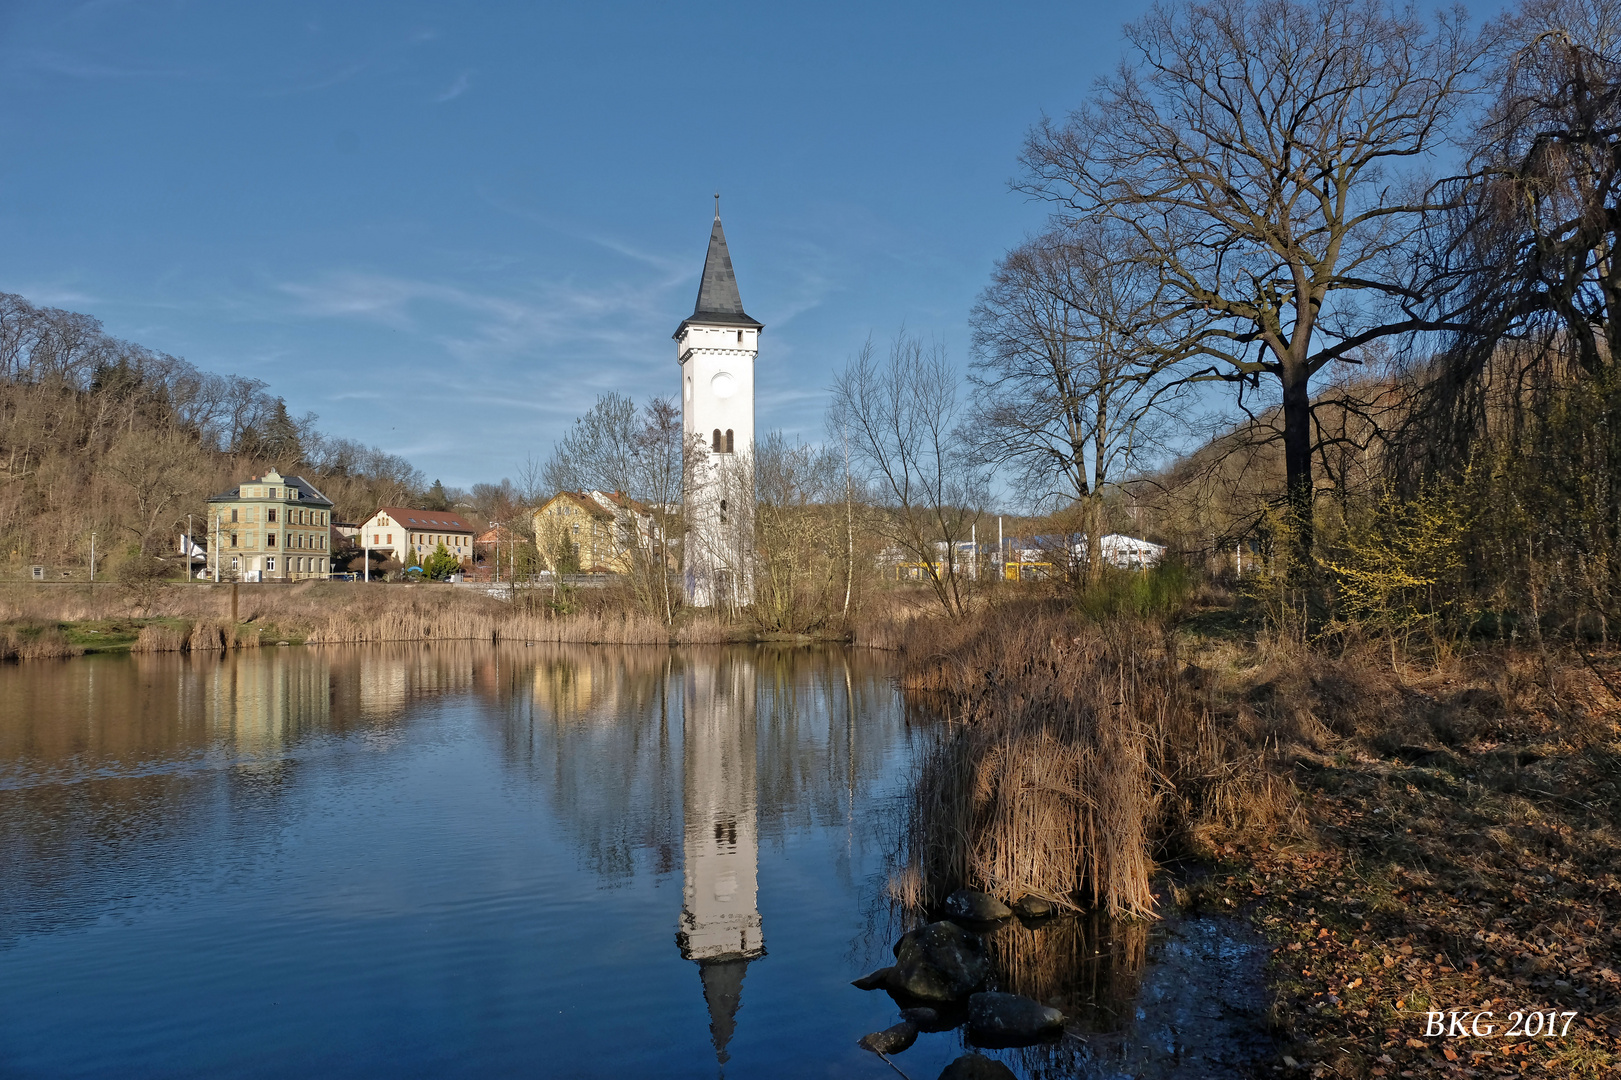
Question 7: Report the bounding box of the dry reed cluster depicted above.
[0,623,82,660]
[0,582,755,651]
[894,604,1282,919]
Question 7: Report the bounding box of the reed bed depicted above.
[0,581,789,651]
[130,623,189,652]
[894,604,1282,919]
[0,623,83,660]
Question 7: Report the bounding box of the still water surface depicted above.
[0,644,1214,1079]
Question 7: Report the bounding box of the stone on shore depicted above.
[1011,894,1054,919]
[966,991,1065,1044]
[938,1053,1018,1080]
[889,921,989,1001]
[944,888,1012,923]
[858,1020,918,1054]
[852,966,895,990]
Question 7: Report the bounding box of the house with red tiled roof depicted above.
[360,506,475,571]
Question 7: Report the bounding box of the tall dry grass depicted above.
[893,603,1287,919]
[0,582,745,649]
[0,623,82,660]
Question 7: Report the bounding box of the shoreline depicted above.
[0,580,877,659]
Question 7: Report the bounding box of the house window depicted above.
[736,329,742,342]
[231,557,239,570]
[266,557,275,571]
[725,429,734,453]
[230,509,238,523]
[267,534,276,547]
[387,533,392,544]
[231,533,238,547]
[267,509,277,523]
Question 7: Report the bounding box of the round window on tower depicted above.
[710,372,736,399]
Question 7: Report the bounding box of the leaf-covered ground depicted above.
[1190,653,1621,1077]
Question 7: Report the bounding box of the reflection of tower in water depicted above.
[677,654,763,1067]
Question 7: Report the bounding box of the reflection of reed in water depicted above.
[978,914,1150,1080]
[982,913,1147,1031]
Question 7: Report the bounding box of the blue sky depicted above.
[5,0,1458,491]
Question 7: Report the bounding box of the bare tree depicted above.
[1018,0,1487,559]
[829,334,987,618]
[542,392,684,619]
[970,222,1186,583]
[754,432,846,631]
[543,393,639,496]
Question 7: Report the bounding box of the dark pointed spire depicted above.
[676,203,763,338]
[698,957,751,1065]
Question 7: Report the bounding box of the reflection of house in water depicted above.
[678,653,764,1066]
[203,651,331,755]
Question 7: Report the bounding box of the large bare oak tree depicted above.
[1018,0,1486,558]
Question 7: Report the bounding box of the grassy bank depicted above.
[890,595,1620,1077]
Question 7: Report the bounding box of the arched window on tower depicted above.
[720,499,728,524]
[712,429,722,452]
[725,429,734,453]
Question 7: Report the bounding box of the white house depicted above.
[678,201,759,607]
[359,506,475,575]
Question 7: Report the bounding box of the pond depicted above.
[0,644,1268,1079]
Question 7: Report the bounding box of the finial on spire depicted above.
[714,192,720,219]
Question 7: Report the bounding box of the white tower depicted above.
[677,200,760,607]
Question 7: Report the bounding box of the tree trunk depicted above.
[1083,494,1104,588]
[1280,363,1315,567]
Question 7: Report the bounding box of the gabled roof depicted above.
[535,491,612,520]
[371,507,476,533]
[590,489,653,515]
[675,212,763,337]
[209,472,333,507]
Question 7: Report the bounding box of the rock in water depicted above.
[938,1053,1018,1080]
[944,888,1012,922]
[889,921,990,1001]
[1011,894,1054,919]
[899,1006,942,1030]
[858,1020,918,1055]
[851,966,895,990]
[966,991,1065,1044]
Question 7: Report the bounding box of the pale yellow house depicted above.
[533,490,660,574]
[206,468,335,582]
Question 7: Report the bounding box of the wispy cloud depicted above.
[276,267,685,370]
[7,47,188,80]
[262,61,367,98]
[434,71,471,102]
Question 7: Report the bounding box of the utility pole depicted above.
[89,532,96,586]
[213,513,220,583]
